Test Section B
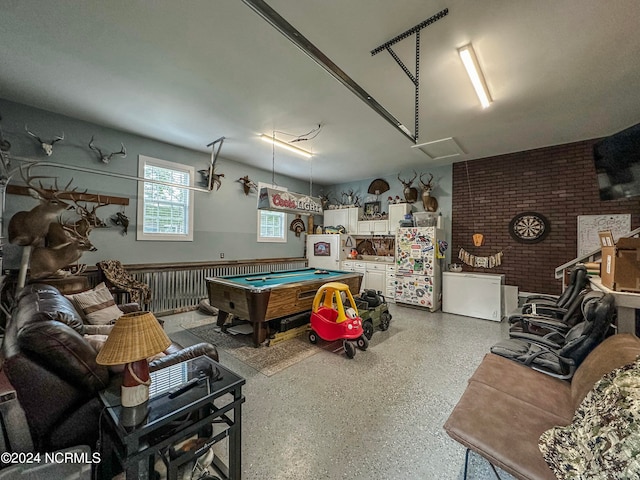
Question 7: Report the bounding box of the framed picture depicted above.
[313,241,331,256]
[364,201,381,216]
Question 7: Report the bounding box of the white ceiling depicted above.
[1,0,640,185]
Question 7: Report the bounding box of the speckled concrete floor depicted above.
[163,304,516,480]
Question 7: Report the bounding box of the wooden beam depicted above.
[6,184,129,206]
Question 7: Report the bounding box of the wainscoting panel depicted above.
[90,258,308,315]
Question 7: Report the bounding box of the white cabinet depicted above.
[340,260,355,271]
[365,262,386,293]
[343,260,397,299]
[385,264,396,303]
[388,203,412,234]
[357,220,389,235]
[353,262,367,292]
[323,207,361,234]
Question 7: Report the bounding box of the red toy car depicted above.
[308,282,369,358]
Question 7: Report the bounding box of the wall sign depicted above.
[257,187,323,215]
[313,242,331,256]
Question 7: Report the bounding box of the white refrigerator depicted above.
[306,234,354,270]
[395,226,443,311]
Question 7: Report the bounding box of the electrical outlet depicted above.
[220,253,224,259]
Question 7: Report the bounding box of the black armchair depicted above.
[490,294,615,380]
[520,264,589,315]
[508,289,599,337]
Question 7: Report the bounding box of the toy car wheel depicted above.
[362,320,374,340]
[380,312,391,331]
[343,340,356,359]
[309,331,318,344]
[356,335,369,351]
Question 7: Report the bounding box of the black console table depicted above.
[99,356,245,480]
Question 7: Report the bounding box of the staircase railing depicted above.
[555,226,640,283]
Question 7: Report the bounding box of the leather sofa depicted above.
[444,333,640,480]
[1,283,218,453]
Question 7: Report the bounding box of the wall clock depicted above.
[509,212,549,243]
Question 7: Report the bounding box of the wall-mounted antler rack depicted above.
[6,184,129,206]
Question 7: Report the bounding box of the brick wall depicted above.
[452,139,640,295]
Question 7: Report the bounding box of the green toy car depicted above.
[355,289,392,340]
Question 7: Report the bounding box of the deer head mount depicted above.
[8,165,75,246]
[71,198,109,235]
[88,136,127,164]
[318,193,331,210]
[25,125,64,156]
[35,196,109,278]
[31,222,97,279]
[397,171,418,203]
[419,172,438,212]
[237,175,258,195]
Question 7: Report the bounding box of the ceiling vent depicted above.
[412,137,465,160]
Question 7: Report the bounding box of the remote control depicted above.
[167,377,203,399]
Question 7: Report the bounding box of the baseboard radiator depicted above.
[89,258,307,315]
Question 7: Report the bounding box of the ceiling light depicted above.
[260,134,313,158]
[457,44,492,108]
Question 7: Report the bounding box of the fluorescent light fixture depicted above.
[260,134,313,158]
[458,43,492,108]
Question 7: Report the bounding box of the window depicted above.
[137,155,194,241]
[257,182,287,243]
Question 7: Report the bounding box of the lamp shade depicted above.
[96,311,171,365]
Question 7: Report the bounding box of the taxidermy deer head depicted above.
[88,136,127,164]
[25,125,64,156]
[30,223,97,278]
[398,170,418,203]
[8,165,75,246]
[319,193,330,210]
[419,173,438,212]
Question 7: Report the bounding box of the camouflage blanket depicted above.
[97,260,151,306]
[539,357,640,479]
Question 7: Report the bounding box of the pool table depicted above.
[206,268,363,347]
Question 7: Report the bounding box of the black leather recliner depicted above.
[1,283,219,452]
[520,264,589,316]
[490,293,615,380]
[508,289,598,337]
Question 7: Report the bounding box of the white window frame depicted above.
[137,155,195,242]
[257,182,288,243]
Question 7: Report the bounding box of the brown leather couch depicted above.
[1,283,219,453]
[444,333,640,480]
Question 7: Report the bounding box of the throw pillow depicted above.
[66,282,124,325]
[539,357,640,479]
[84,334,109,353]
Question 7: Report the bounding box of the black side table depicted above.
[99,355,245,480]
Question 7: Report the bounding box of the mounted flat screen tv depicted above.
[593,122,640,200]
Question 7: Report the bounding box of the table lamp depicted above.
[96,311,171,426]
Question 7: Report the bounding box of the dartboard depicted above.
[509,212,549,243]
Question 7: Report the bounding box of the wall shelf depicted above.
[7,184,129,206]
